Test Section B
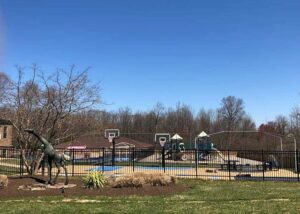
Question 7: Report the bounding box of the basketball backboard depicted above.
[104,129,120,139]
[155,133,170,147]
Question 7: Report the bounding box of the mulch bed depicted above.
[0,176,187,200]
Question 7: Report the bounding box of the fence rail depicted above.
[1,147,300,181]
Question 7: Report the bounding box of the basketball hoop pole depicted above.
[112,138,116,167]
[109,137,116,167]
[105,129,120,167]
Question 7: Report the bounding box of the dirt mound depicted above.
[0,176,186,200]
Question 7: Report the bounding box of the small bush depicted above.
[82,171,106,189]
[110,173,176,188]
[0,174,8,188]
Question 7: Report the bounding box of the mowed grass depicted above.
[1,180,300,213]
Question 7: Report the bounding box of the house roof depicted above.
[55,135,154,149]
[0,119,12,126]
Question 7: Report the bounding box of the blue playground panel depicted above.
[88,166,122,172]
[136,166,193,170]
[114,157,130,162]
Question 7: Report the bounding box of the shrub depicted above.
[0,174,8,188]
[82,171,106,189]
[110,173,176,188]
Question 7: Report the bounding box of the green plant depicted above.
[82,171,106,189]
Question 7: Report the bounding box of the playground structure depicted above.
[195,131,280,172]
[155,133,187,161]
[195,131,225,161]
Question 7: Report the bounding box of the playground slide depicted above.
[212,148,226,161]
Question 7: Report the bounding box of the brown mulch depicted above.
[0,176,187,200]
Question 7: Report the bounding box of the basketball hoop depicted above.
[155,133,170,147]
[108,136,114,143]
[104,129,119,168]
[104,129,120,139]
[159,137,167,147]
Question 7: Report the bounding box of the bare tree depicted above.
[0,72,13,103]
[1,66,101,174]
[218,96,245,149]
[152,102,165,132]
[117,107,132,135]
[218,96,245,131]
[290,106,300,138]
[196,108,215,133]
[240,115,256,131]
[275,115,289,136]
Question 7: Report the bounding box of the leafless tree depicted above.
[152,102,165,132]
[275,115,289,136]
[117,107,132,135]
[290,106,300,138]
[218,96,245,131]
[195,108,215,133]
[0,72,13,103]
[1,66,101,174]
[217,96,245,149]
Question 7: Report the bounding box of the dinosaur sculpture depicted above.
[24,129,69,185]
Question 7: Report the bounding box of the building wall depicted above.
[0,125,13,147]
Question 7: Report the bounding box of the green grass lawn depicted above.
[1,180,300,214]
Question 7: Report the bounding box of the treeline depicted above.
[1,68,299,153]
[258,108,300,151]
[72,97,259,150]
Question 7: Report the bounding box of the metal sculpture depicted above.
[24,129,69,185]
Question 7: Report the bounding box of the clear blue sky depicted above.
[0,0,300,125]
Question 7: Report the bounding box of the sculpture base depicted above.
[18,183,76,191]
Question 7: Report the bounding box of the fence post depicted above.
[132,147,135,172]
[162,147,166,173]
[112,138,116,167]
[227,149,231,181]
[41,159,45,176]
[98,148,101,173]
[296,150,299,182]
[72,149,75,177]
[195,149,198,179]
[102,148,105,173]
[262,150,265,181]
[19,150,23,177]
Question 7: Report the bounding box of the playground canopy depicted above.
[198,131,209,138]
[171,134,183,140]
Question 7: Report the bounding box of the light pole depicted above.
[294,137,298,173]
[286,133,298,173]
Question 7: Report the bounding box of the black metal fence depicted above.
[1,147,300,181]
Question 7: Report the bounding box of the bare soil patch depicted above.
[0,176,186,200]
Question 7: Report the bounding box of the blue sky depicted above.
[0,0,300,125]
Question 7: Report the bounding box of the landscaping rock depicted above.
[0,174,8,188]
[18,183,77,191]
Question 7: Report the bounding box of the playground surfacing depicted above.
[46,164,298,181]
